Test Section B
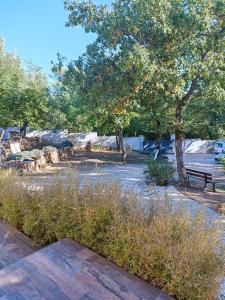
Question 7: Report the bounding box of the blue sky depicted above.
[0,0,111,78]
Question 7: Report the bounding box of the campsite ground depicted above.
[21,150,225,297]
[34,150,225,212]
[179,153,225,211]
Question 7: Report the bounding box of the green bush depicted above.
[220,158,225,169]
[144,159,175,186]
[0,170,224,300]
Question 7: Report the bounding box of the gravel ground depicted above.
[77,162,225,298]
[31,154,225,298]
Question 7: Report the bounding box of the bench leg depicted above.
[187,176,190,187]
[203,181,207,191]
[212,183,216,192]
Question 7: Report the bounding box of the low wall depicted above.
[26,130,144,151]
[184,139,215,154]
[68,133,98,147]
[93,136,144,151]
[26,130,69,144]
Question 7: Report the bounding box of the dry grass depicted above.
[0,169,224,300]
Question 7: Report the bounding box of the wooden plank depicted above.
[186,172,208,179]
[0,220,37,269]
[185,168,212,177]
[76,247,168,300]
[0,239,174,300]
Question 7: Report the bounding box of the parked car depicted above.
[215,152,225,162]
[214,141,225,154]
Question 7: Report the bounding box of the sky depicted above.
[0,0,111,78]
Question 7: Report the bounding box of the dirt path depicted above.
[70,150,150,165]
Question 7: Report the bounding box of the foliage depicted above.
[52,46,141,137]
[63,0,225,184]
[0,170,224,299]
[0,39,50,128]
[144,159,175,186]
[184,73,225,139]
[220,158,225,172]
[48,76,95,131]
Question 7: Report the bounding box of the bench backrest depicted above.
[185,168,213,180]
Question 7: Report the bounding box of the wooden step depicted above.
[0,220,37,269]
[0,238,173,299]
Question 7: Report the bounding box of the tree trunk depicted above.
[116,130,121,151]
[118,128,126,162]
[175,77,199,186]
[175,102,188,186]
[155,119,161,158]
[20,120,29,138]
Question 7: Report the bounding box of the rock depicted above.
[215,203,225,214]
[42,146,59,164]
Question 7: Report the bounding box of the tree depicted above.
[0,39,50,129]
[52,44,142,161]
[138,73,175,154]
[64,0,225,185]
[184,72,225,139]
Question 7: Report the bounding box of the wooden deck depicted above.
[0,238,173,300]
[0,220,36,269]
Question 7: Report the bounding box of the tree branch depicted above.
[181,76,199,105]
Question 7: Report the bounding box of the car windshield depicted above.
[216,143,224,148]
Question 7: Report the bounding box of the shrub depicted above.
[221,158,225,168]
[144,159,175,186]
[0,170,224,300]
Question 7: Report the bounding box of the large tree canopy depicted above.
[0,39,50,128]
[52,44,144,160]
[62,0,225,184]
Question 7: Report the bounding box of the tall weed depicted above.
[0,170,224,300]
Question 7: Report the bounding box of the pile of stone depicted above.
[1,158,37,174]
[1,146,60,175]
[53,140,73,160]
[3,149,46,174]
[20,137,40,151]
[42,146,59,164]
[6,149,44,162]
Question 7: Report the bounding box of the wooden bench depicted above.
[185,168,217,192]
